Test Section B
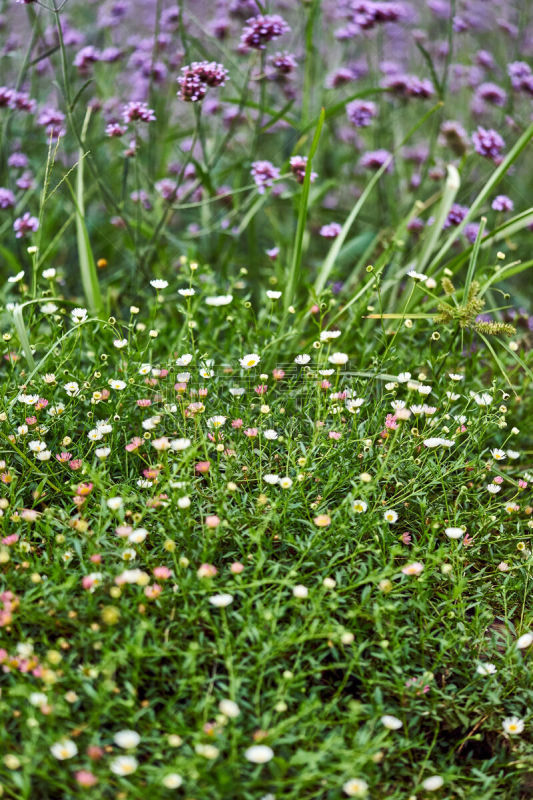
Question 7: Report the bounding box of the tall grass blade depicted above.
[73,109,104,316]
[427,121,533,274]
[463,215,486,298]
[315,101,442,296]
[416,165,460,274]
[11,304,36,370]
[284,107,325,312]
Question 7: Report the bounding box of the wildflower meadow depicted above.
[0,0,532,797]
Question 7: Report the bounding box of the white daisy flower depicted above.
[176,354,193,366]
[328,352,349,365]
[110,755,138,776]
[219,699,240,718]
[150,279,169,290]
[114,730,141,749]
[380,715,403,730]
[205,294,233,306]
[476,663,497,676]
[50,740,78,760]
[244,745,274,764]
[71,307,88,324]
[502,717,524,735]
[422,775,444,791]
[209,593,234,608]
[342,778,368,797]
[239,353,261,369]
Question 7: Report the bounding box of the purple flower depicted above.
[177,62,229,102]
[326,68,358,89]
[7,152,28,169]
[240,14,290,50]
[407,217,425,234]
[491,194,513,212]
[106,123,126,137]
[319,222,342,239]
[250,161,281,194]
[508,61,531,90]
[444,203,469,228]
[73,46,101,73]
[0,188,16,209]
[464,222,482,244]
[382,73,435,98]
[346,99,377,127]
[269,52,298,76]
[155,179,178,202]
[13,212,39,238]
[476,50,495,70]
[0,87,15,107]
[290,155,317,184]
[122,102,156,123]
[359,149,393,171]
[161,6,180,30]
[9,91,36,113]
[475,82,507,107]
[130,190,151,210]
[350,1,407,32]
[100,47,123,64]
[16,171,34,190]
[472,126,505,162]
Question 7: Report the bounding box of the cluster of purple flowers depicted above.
[474,82,507,107]
[122,102,156,124]
[508,61,532,91]
[491,194,513,213]
[250,161,281,194]
[239,14,290,50]
[382,74,435,99]
[443,203,469,229]
[472,126,505,162]
[13,212,39,238]
[346,100,377,128]
[337,1,407,38]
[359,149,393,171]
[73,45,123,74]
[177,61,229,102]
[269,52,298,77]
[290,156,318,184]
[319,222,342,239]
[37,107,66,140]
[0,87,36,113]
[0,188,16,209]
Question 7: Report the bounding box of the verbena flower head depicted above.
[290,155,317,184]
[472,126,505,161]
[240,14,290,50]
[346,99,377,127]
[13,212,39,238]
[178,61,229,102]
[251,160,280,194]
[122,102,156,123]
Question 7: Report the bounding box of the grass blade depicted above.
[284,107,325,312]
[11,304,36,370]
[427,121,533,274]
[416,165,460,274]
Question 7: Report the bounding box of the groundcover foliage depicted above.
[0,0,532,798]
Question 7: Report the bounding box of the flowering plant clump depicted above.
[0,0,532,798]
